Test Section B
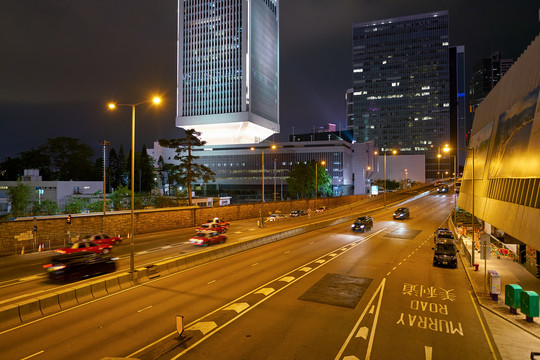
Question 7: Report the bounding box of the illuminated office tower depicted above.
[352,11,450,179]
[177,0,279,145]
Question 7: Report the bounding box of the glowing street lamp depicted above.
[251,144,276,227]
[443,144,476,268]
[107,96,161,275]
[383,149,397,208]
[315,160,326,209]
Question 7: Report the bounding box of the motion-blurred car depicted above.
[43,252,117,282]
[196,222,228,233]
[54,241,112,255]
[315,206,329,212]
[432,243,459,268]
[437,184,449,193]
[189,232,227,246]
[351,216,373,232]
[393,207,410,220]
[83,233,122,246]
[290,210,307,217]
[267,214,286,221]
[196,218,229,233]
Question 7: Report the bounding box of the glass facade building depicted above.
[177,0,279,145]
[352,11,450,179]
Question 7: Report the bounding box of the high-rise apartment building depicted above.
[352,11,450,179]
[449,46,467,172]
[469,51,513,111]
[176,0,279,145]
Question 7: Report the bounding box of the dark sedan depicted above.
[43,253,117,282]
[393,207,410,220]
[351,216,373,232]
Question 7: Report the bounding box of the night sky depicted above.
[1,0,539,161]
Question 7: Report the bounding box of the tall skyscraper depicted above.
[177,0,279,145]
[352,11,450,179]
[449,45,467,172]
[469,51,514,111]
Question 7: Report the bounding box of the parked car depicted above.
[315,206,329,212]
[290,210,307,217]
[189,232,227,246]
[83,233,122,246]
[434,229,455,244]
[266,214,286,221]
[351,216,373,232]
[393,207,410,220]
[43,252,117,282]
[54,241,112,255]
[437,184,449,193]
[432,243,459,268]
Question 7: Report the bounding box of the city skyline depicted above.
[1,0,539,160]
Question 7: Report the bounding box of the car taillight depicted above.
[43,264,52,268]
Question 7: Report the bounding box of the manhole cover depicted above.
[298,273,372,308]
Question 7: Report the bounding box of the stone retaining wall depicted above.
[0,194,372,255]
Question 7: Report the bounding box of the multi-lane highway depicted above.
[0,188,500,360]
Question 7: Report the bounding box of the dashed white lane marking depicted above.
[20,350,45,360]
[138,305,152,313]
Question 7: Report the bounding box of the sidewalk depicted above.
[459,238,540,359]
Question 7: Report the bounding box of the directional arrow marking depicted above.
[255,288,274,296]
[188,321,217,335]
[224,302,249,313]
[355,327,369,339]
[299,267,312,272]
[279,276,295,283]
[425,346,432,360]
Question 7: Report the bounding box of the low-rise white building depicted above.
[0,169,103,215]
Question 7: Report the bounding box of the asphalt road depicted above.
[0,186,433,306]
[0,188,499,360]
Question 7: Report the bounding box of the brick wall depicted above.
[0,195,370,255]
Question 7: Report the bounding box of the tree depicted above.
[109,185,130,211]
[7,181,33,216]
[138,144,156,193]
[63,197,87,214]
[43,137,95,180]
[32,199,59,215]
[287,160,331,199]
[159,129,215,206]
[156,155,169,195]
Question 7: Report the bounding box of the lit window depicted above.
[353,69,364,73]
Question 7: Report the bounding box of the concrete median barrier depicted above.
[57,288,78,309]
[74,284,94,304]
[117,272,132,289]
[0,304,21,330]
[37,294,61,316]
[104,276,121,294]
[90,280,108,298]
[18,298,42,322]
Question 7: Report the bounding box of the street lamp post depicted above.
[444,145,475,267]
[383,150,397,208]
[108,97,161,275]
[251,145,276,227]
[315,160,326,209]
[100,140,110,216]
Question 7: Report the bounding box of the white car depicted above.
[267,214,286,221]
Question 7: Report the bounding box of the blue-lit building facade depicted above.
[176,0,279,145]
[351,11,451,179]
